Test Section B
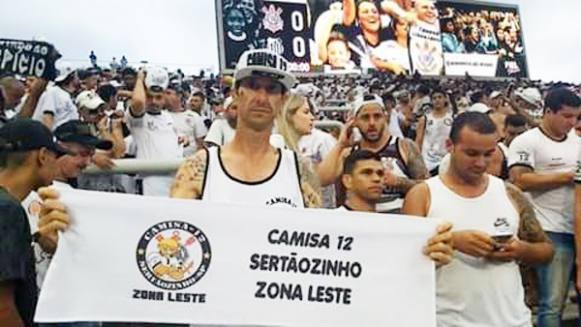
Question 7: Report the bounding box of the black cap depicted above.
[0,119,69,156]
[54,120,113,150]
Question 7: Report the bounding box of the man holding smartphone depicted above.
[403,112,553,326]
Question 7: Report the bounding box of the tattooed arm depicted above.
[487,183,554,264]
[170,149,208,199]
[387,138,429,194]
[297,155,323,209]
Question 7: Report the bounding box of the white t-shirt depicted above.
[508,128,577,234]
[372,40,411,71]
[22,181,72,289]
[167,110,208,157]
[205,118,236,146]
[421,111,454,171]
[388,110,404,138]
[33,85,79,130]
[298,129,337,208]
[125,110,183,197]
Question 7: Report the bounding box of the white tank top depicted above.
[202,147,305,208]
[421,111,453,171]
[425,175,531,327]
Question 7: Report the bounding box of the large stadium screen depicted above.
[216,0,528,78]
[437,0,528,78]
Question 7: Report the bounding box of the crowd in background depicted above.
[1,54,581,325]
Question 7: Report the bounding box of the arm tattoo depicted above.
[505,183,549,243]
[395,138,429,193]
[297,155,323,208]
[401,138,429,180]
[170,150,207,199]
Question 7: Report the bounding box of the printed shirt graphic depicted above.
[409,21,444,75]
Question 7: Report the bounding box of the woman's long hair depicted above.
[275,92,310,153]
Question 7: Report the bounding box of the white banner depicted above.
[443,53,498,77]
[35,189,437,326]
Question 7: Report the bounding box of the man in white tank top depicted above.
[508,88,580,327]
[415,88,454,176]
[170,49,322,209]
[403,112,554,327]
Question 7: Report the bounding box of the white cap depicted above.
[75,91,105,110]
[515,87,542,108]
[352,94,384,116]
[234,49,296,91]
[144,66,169,93]
[54,62,76,83]
[223,96,234,109]
[489,91,502,99]
[467,103,491,114]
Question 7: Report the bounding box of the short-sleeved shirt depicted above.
[125,109,183,196]
[167,110,208,157]
[508,127,577,234]
[0,186,37,326]
[33,85,79,130]
[298,129,337,208]
[205,118,236,147]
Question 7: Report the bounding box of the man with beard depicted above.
[324,94,429,213]
[127,66,182,197]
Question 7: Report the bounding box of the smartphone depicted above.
[492,234,512,244]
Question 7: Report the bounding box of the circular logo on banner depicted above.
[136,221,211,290]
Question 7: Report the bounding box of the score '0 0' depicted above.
[291,10,306,58]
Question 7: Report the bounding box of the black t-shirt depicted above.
[0,186,37,326]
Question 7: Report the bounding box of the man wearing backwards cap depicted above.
[0,119,65,326]
[127,66,182,197]
[321,93,430,213]
[171,49,322,208]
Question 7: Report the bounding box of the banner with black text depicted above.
[36,189,437,326]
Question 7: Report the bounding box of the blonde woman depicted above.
[275,93,352,208]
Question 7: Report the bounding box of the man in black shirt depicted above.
[0,119,66,326]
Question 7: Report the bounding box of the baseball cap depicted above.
[515,87,543,108]
[54,120,113,150]
[489,91,502,99]
[352,94,384,116]
[78,68,100,80]
[0,119,68,156]
[234,49,296,91]
[54,63,76,83]
[75,91,106,111]
[467,103,491,114]
[144,66,169,93]
[223,96,234,109]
